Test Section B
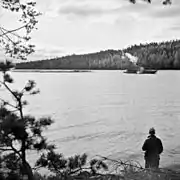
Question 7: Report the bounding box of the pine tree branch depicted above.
[70,167,91,175]
[0,26,22,39]
[0,97,18,109]
[0,147,14,151]
[0,23,30,38]
[3,134,22,158]
[0,27,15,45]
[1,80,20,102]
[10,143,21,157]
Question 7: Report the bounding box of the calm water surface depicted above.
[1,70,180,168]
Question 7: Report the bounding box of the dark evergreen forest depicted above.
[16,40,180,70]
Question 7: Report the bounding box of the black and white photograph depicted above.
[0,0,180,179]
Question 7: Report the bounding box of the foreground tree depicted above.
[0,62,55,179]
[0,1,42,179]
[35,151,108,179]
[0,1,55,180]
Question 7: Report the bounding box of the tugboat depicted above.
[123,67,157,74]
[122,52,157,74]
[137,67,157,74]
[123,69,138,74]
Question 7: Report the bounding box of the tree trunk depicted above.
[21,140,34,180]
[23,161,34,180]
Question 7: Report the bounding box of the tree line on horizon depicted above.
[124,40,180,69]
[16,39,180,70]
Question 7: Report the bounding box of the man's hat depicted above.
[149,127,155,135]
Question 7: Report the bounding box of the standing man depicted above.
[142,128,163,168]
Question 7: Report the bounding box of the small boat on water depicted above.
[122,53,157,74]
[123,69,138,74]
[137,67,157,74]
[137,69,157,74]
[123,67,157,74]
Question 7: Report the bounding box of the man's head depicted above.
[149,127,155,135]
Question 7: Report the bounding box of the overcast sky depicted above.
[1,0,180,60]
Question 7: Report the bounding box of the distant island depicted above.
[16,40,180,70]
[13,69,91,73]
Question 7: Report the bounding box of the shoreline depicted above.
[12,69,91,73]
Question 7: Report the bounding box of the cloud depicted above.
[59,5,111,18]
[113,1,180,20]
[42,0,167,22]
[166,21,180,32]
[26,45,66,61]
[27,44,99,61]
[118,2,152,13]
[57,1,153,23]
[57,0,129,19]
[43,0,106,19]
[58,0,180,22]
[0,9,4,18]
[150,5,180,18]
[170,26,180,31]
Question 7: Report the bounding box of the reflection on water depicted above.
[1,70,180,168]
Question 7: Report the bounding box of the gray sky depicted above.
[1,0,180,60]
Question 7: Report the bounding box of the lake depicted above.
[1,70,180,169]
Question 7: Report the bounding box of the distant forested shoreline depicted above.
[16,40,180,70]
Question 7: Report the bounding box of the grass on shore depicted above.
[32,159,180,180]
